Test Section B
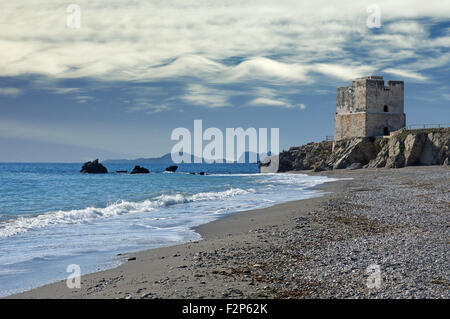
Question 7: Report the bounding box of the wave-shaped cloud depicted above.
[1,0,449,84]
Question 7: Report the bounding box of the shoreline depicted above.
[8,166,449,298]
[7,172,343,299]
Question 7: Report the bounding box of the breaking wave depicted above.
[0,188,252,238]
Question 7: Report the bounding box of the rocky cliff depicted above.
[261,128,449,172]
[370,128,449,168]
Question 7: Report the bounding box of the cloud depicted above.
[249,98,290,107]
[0,87,22,96]
[224,57,311,83]
[0,0,449,86]
[384,21,426,35]
[51,87,81,94]
[128,104,172,114]
[248,96,306,110]
[313,63,376,81]
[246,85,306,110]
[74,95,94,103]
[127,98,173,114]
[383,68,428,81]
[182,84,231,108]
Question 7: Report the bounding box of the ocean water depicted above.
[0,162,336,297]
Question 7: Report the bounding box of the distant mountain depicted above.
[103,153,180,165]
[103,152,269,165]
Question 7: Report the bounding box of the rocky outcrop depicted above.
[278,141,333,172]
[312,160,331,172]
[420,131,449,165]
[404,133,427,166]
[384,135,405,168]
[369,129,449,168]
[263,128,449,173]
[130,165,150,174]
[329,137,382,169]
[165,165,178,172]
[346,162,363,170]
[259,155,280,173]
[80,159,108,174]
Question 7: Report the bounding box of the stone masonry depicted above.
[334,76,406,140]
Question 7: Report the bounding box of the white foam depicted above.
[0,188,251,238]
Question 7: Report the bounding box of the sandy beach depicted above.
[8,166,449,299]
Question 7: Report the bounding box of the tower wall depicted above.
[334,76,405,140]
[366,79,404,113]
[334,113,366,140]
[365,113,406,137]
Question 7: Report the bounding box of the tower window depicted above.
[384,105,389,112]
[384,127,390,136]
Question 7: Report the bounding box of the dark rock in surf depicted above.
[80,159,108,174]
[130,166,150,174]
[165,165,178,172]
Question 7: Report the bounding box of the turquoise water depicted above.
[0,163,336,297]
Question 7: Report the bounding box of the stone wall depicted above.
[334,76,405,140]
[334,113,366,140]
[366,79,404,113]
[365,113,406,137]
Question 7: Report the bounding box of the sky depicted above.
[0,0,449,162]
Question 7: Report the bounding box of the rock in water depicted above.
[80,159,108,174]
[165,165,178,172]
[259,155,280,173]
[130,165,150,174]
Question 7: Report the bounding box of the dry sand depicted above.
[8,166,449,299]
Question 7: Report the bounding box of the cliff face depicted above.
[262,128,449,172]
[329,137,382,169]
[278,141,333,172]
[368,128,449,168]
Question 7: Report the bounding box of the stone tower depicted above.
[334,76,405,140]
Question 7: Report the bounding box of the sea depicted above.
[0,162,337,297]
